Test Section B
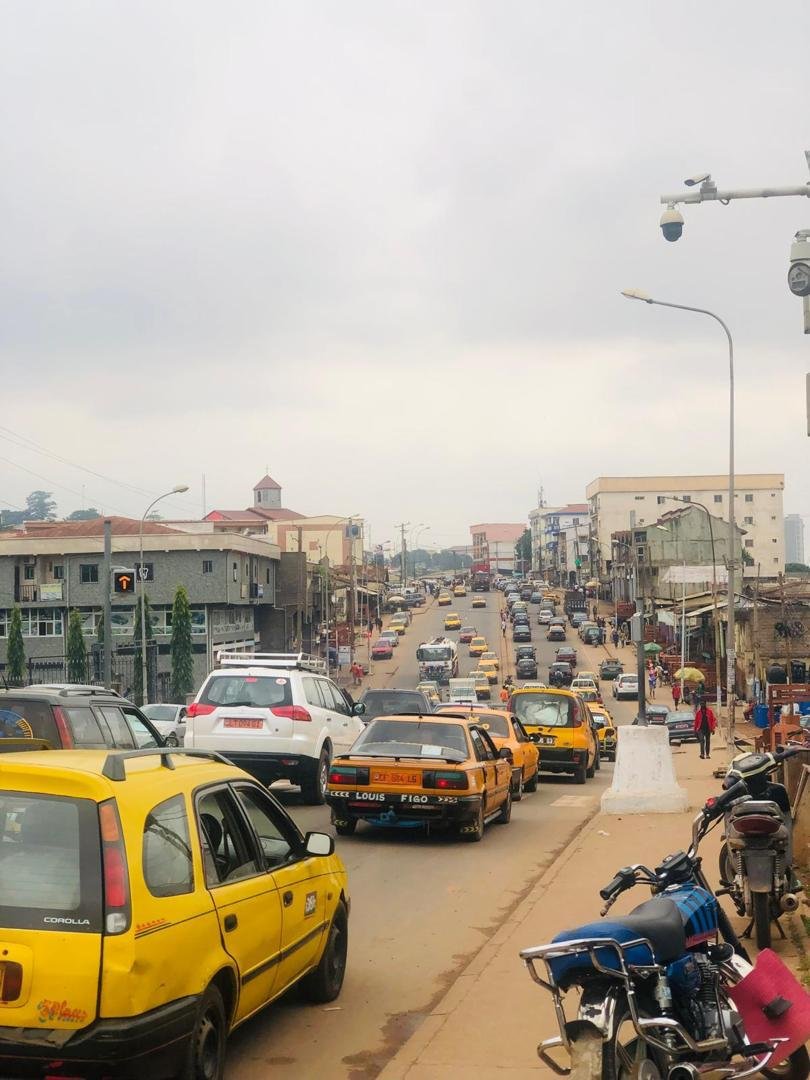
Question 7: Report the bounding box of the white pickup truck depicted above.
[447,677,477,707]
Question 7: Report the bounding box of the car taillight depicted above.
[328,765,369,785]
[271,706,312,722]
[0,961,23,1003]
[424,771,468,790]
[186,702,215,719]
[52,706,74,749]
[99,800,131,935]
[734,814,782,836]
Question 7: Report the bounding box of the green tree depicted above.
[170,586,194,700]
[7,607,25,684]
[785,562,810,574]
[133,596,154,706]
[25,490,57,521]
[67,508,101,521]
[66,610,88,682]
[514,528,532,574]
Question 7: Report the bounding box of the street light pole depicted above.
[322,513,360,676]
[622,289,736,739]
[139,484,188,705]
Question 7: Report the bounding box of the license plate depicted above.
[537,735,556,745]
[371,770,420,785]
[224,718,263,729]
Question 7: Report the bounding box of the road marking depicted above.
[550,795,594,808]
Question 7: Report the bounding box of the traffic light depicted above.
[575,558,582,569]
[113,570,136,594]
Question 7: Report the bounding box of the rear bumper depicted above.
[530,746,587,774]
[327,790,482,827]
[0,994,198,1078]
[217,749,317,784]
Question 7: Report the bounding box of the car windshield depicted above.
[352,719,468,760]
[143,705,178,722]
[416,645,453,661]
[474,713,510,737]
[360,692,428,720]
[512,693,573,728]
[200,675,293,709]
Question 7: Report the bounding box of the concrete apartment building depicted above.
[587,474,785,579]
[528,505,589,582]
[0,517,285,693]
[785,514,805,565]
[469,523,526,576]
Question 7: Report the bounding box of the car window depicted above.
[302,676,327,709]
[0,699,58,744]
[475,713,509,737]
[121,708,160,748]
[469,727,495,761]
[196,788,260,886]
[199,675,293,709]
[63,705,108,748]
[97,706,136,749]
[143,794,194,897]
[322,680,349,715]
[233,784,299,870]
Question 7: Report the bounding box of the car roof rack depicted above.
[214,651,327,675]
[0,738,52,754]
[102,747,235,782]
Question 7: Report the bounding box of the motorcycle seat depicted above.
[611,898,687,964]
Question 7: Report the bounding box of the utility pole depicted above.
[396,521,410,587]
[103,519,112,688]
[348,519,357,665]
[296,526,304,650]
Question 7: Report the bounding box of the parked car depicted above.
[141,703,187,746]
[612,673,639,700]
[599,658,624,681]
[0,686,163,750]
[185,652,364,803]
[359,687,433,719]
[577,620,598,640]
[0,746,348,1079]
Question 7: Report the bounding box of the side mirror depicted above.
[352,702,366,716]
[305,831,335,857]
[498,747,513,762]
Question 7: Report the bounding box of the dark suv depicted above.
[0,686,164,750]
[357,688,433,721]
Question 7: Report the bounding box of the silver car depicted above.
[141,703,187,746]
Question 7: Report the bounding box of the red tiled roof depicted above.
[253,474,281,491]
[205,507,304,523]
[18,516,180,538]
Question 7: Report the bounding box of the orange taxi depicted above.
[326,714,512,842]
[435,706,540,799]
[468,635,488,657]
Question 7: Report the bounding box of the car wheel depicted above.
[181,983,227,1080]
[165,733,180,747]
[496,787,512,824]
[301,747,330,806]
[460,803,485,842]
[524,767,539,792]
[574,760,587,785]
[586,752,596,779]
[302,901,348,1003]
[331,811,357,837]
[593,745,601,773]
[511,768,524,801]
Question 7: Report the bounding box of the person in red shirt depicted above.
[693,699,717,759]
[672,682,681,708]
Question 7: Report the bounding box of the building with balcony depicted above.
[528,505,588,584]
[469,523,527,577]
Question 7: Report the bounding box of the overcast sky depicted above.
[1,1,809,550]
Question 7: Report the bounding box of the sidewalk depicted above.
[379,729,791,1079]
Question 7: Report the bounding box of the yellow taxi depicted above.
[416,681,442,706]
[435,707,540,800]
[438,592,452,606]
[471,670,492,701]
[388,615,409,635]
[468,635,488,657]
[478,658,499,684]
[0,747,349,1079]
[471,596,487,609]
[453,584,467,597]
[444,612,462,631]
[578,671,599,686]
[588,703,617,761]
[481,650,500,671]
[508,686,598,784]
[326,714,513,841]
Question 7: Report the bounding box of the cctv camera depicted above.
[660,205,684,242]
[684,173,711,188]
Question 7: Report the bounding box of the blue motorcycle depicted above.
[521,779,810,1078]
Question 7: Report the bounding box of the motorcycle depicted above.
[521,779,810,1078]
[718,746,803,951]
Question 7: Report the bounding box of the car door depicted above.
[194,786,283,1021]
[231,783,328,994]
[468,727,498,814]
[320,679,362,754]
[511,718,537,781]
[119,705,162,748]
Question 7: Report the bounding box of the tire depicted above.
[572,993,665,1079]
[512,769,524,801]
[496,787,512,824]
[586,748,597,779]
[524,768,538,793]
[574,760,587,785]
[762,1045,810,1079]
[753,890,772,950]
[302,902,348,1004]
[460,803,485,842]
[718,841,735,886]
[165,734,179,747]
[301,747,330,806]
[332,814,357,837]
[180,983,227,1080]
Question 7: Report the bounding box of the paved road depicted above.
[226,592,641,1079]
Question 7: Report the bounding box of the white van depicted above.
[185,652,365,804]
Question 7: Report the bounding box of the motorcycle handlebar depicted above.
[703,780,749,819]
[599,866,636,901]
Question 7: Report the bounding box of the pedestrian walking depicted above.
[351,662,362,687]
[694,699,717,759]
[611,629,619,648]
[375,616,383,633]
[648,669,657,700]
[499,685,510,704]
[672,682,681,708]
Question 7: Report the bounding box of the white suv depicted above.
[185,652,365,804]
[612,673,639,700]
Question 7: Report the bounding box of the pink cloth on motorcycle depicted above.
[727,948,810,1064]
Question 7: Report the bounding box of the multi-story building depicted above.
[469,524,527,577]
[587,475,785,579]
[785,514,805,566]
[528,505,588,583]
[0,517,288,694]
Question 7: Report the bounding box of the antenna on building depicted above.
[537,484,545,508]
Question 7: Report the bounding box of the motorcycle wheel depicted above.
[752,891,772,950]
[718,841,735,885]
[599,998,665,1079]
